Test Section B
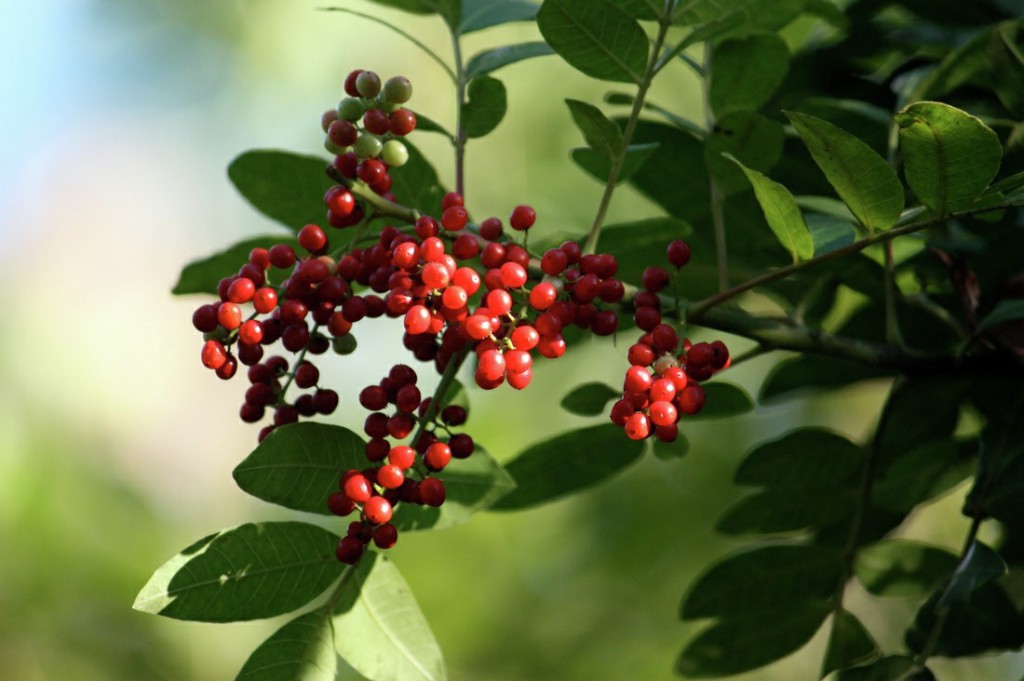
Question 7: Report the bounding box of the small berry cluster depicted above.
[328,363,476,564]
[609,240,730,442]
[321,69,418,228]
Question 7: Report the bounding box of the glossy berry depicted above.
[343,474,373,503]
[336,535,364,564]
[373,523,398,549]
[363,496,393,524]
[509,205,536,230]
[201,340,228,370]
[667,239,692,268]
[419,478,446,507]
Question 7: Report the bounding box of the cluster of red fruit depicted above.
[189,70,726,564]
[329,363,476,563]
[609,240,730,442]
[321,69,418,228]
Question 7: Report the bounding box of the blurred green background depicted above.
[2,1,1022,679]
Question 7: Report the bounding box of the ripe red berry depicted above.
[424,442,452,470]
[649,400,679,427]
[678,384,706,415]
[343,474,373,503]
[377,465,405,490]
[389,108,417,136]
[441,205,469,231]
[217,302,242,330]
[328,492,356,517]
[364,493,395,524]
[419,478,446,507]
[509,205,536,230]
[625,365,654,393]
[667,239,692,268]
[642,266,670,292]
[201,339,228,370]
[499,262,528,289]
[388,445,416,470]
[624,412,651,440]
[298,224,327,253]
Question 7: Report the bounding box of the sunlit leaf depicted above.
[786,111,904,233]
[233,423,366,516]
[490,424,645,510]
[134,522,343,622]
[236,611,336,681]
[726,154,814,262]
[459,0,537,33]
[895,101,1002,215]
[334,554,447,681]
[537,0,648,83]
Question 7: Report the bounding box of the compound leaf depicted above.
[854,540,959,599]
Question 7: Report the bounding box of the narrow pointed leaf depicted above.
[895,101,1002,215]
[537,0,648,84]
[459,0,537,33]
[236,611,336,681]
[823,610,880,678]
[233,423,367,516]
[566,99,623,159]
[709,33,789,117]
[704,111,785,195]
[681,545,843,619]
[490,424,645,510]
[854,540,958,598]
[560,382,619,416]
[786,111,904,232]
[938,540,1006,606]
[465,42,553,78]
[726,154,814,262]
[228,151,335,232]
[333,554,447,681]
[134,522,343,622]
[807,213,857,255]
[173,235,298,295]
[462,75,507,138]
[391,446,515,531]
[676,605,830,677]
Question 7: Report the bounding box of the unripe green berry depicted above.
[338,97,364,122]
[355,70,382,98]
[381,139,409,167]
[353,133,382,159]
[324,136,347,155]
[333,334,358,355]
[383,76,412,104]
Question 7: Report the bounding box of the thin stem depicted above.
[686,202,1020,321]
[582,15,674,255]
[451,30,467,196]
[883,240,904,345]
[702,42,729,292]
[325,166,419,224]
[319,7,457,84]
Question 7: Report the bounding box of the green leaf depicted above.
[173,235,298,295]
[389,140,447,217]
[459,0,537,33]
[676,605,830,677]
[786,111,905,233]
[560,382,619,416]
[760,355,893,401]
[874,376,968,470]
[408,111,453,139]
[736,429,864,489]
[236,611,336,681]
[686,382,754,419]
[939,540,1007,606]
[872,440,976,514]
[571,143,657,184]
[673,0,805,33]
[228,150,335,233]
[566,99,623,159]
[716,489,856,535]
[704,112,785,196]
[681,545,843,619]
[907,582,1024,657]
[854,540,959,598]
[465,41,553,78]
[391,446,515,531]
[895,101,1003,215]
[794,196,858,223]
[627,121,710,220]
[833,655,932,681]
[726,154,814,263]
[991,23,1024,117]
[807,213,857,256]
[594,217,693,284]
[233,423,366,516]
[490,424,645,510]
[134,522,343,622]
[976,298,1024,333]
[709,33,789,117]
[537,0,649,84]
[822,610,880,678]
[334,554,447,681]
[462,75,507,138]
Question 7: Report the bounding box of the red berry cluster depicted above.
[321,69,418,228]
[329,363,475,564]
[609,240,730,442]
